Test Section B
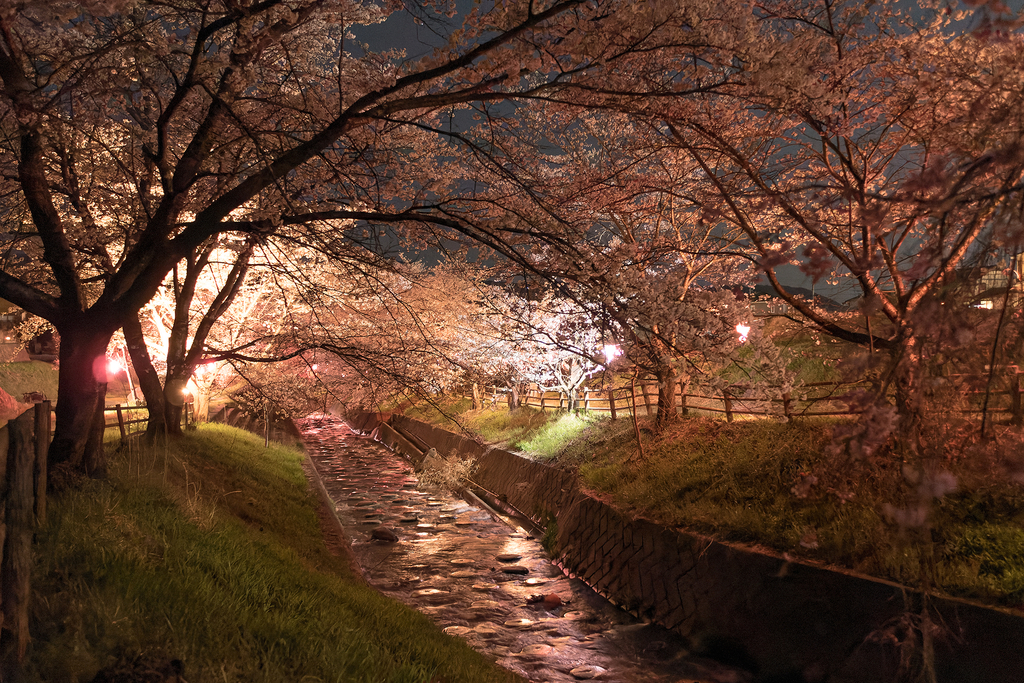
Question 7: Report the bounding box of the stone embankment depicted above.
[348,411,1024,683]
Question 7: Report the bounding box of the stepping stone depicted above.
[398,517,419,524]
[371,526,399,542]
[450,558,474,566]
[570,665,606,680]
[503,618,533,629]
[519,644,553,656]
[495,553,522,562]
[450,570,477,578]
[414,588,448,597]
[442,625,471,636]
[500,565,530,575]
[360,519,383,525]
[471,583,496,591]
[542,593,562,608]
[474,622,500,635]
[470,600,500,609]
[524,578,547,585]
[562,611,585,620]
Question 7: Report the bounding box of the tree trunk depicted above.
[509,383,522,409]
[655,365,680,429]
[892,335,924,461]
[162,378,187,438]
[122,312,167,443]
[48,325,113,475]
[83,382,108,478]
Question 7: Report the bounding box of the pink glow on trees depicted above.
[4,0,734,471]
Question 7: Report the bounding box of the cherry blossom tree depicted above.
[478,291,605,411]
[0,0,762,473]
[641,4,1024,448]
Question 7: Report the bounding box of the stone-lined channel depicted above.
[302,417,747,683]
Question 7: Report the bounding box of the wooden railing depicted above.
[0,399,194,678]
[103,403,192,437]
[462,374,1024,424]
[0,403,50,679]
[27,402,194,439]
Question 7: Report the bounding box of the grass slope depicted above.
[29,424,519,683]
[409,400,1024,609]
[0,360,58,401]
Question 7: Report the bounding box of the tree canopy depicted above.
[1,0,1022,472]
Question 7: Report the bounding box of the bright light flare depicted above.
[106,358,123,376]
[603,344,621,363]
[736,323,751,343]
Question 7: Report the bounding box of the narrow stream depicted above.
[301,417,747,683]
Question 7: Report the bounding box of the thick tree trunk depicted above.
[655,365,680,429]
[48,325,113,475]
[163,385,185,438]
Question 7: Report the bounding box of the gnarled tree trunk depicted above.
[48,323,114,477]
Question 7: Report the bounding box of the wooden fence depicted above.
[0,400,193,678]
[463,374,1024,424]
[0,403,50,679]
[102,402,192,438]
[25,402,193,440]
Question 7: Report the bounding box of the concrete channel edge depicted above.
[349,411,1024,683]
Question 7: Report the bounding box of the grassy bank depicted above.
[0,360,58,401]
[29,424,519,683]
[411,402,1024,610]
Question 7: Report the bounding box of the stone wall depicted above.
[388,414,1024,683]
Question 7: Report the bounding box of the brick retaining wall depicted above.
[387,414,1024,682]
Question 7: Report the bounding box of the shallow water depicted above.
[301,417,748,683]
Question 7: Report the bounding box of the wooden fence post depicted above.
[3,411,35,676]
[33,402,49,527]
[723,389,734,423]
[471,383,482,411]
[608,387,617,421]
[679,379,689,416]
[783,392,793,423]
[1013,374,1022,427]
[116,404,127,440]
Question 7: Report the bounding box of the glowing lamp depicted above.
[736,323,751,343]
